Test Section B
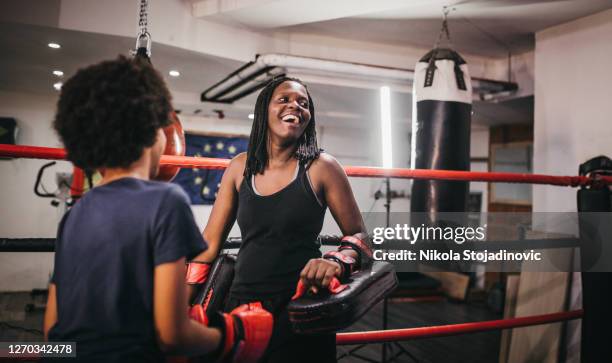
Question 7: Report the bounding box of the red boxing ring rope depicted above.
[1,144,67,160]
[0,143,590,344]
[335,309,583,345]
[2,144,611,186]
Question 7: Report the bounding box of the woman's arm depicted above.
[194,153,245,263]
[300,153,368,292]
[186,154,245,301]
[43,284,58,341]
[317,154,367,238]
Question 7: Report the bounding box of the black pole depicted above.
[382,177,391,363]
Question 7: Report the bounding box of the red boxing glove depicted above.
[204,302,273,363]
[186,261,211,285]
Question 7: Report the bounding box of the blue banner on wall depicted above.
[173,133,248,205]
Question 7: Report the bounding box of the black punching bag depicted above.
[410,48,472,212]
[578,156,612,363]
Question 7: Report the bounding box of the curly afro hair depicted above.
[53,55,173,170]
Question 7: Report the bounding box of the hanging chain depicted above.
[138,0,148,36]
[425,6,462,89]
[132,0,151,58]
[434,6,455,50]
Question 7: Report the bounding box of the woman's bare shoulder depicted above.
[309,152,345,177]
[227,152,246,169]
[226,152,247,185]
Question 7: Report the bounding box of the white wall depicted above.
[534,8,612,362]
[0,90,67,291]
[534,8,612,213]
[0,88,397,290]
[470,127,490,213]
[0,84,492,291]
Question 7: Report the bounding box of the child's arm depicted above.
[43,283,58,341]
[154,258,222,354]
[155,258,273,362]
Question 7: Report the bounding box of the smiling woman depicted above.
[245,77,320,176]
[191,76,371,363]
[268,81,310,140]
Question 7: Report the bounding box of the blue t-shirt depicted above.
[48,178,206,362]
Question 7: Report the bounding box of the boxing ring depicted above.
[4,144,610,186]
[0,143,609,354]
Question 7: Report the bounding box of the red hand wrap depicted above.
[339,235,373,262]
[323,251,356,279]
[186,262,211,284]
[324,251,356,265]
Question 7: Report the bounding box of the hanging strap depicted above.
[454,62,467,91]
[423,6,466,90]
[433,7,453,51]
[424,7,452,88]
[424,49,438,88]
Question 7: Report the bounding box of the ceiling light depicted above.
[248,113,254,120]
[48,43,61,49]
[53,82,62,91]
[169,70,180,77]
[52,70,64,77]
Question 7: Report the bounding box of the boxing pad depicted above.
[191,254,236,323]
[288,262,397,334]
[156,111,185,182]
[410,48,472,213]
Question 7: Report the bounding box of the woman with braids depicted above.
[191,77,370,362]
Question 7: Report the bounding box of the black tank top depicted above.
[230,162,326,299]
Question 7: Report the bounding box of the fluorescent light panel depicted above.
[380,86,392,168]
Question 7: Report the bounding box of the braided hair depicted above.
[244,76,321,176]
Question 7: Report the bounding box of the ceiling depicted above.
[201,0,612,58]
[0,22,245,117]
[0,20,534,130]
[3,0,603,129]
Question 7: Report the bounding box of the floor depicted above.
[0,292,501,363]
[0,291,46,341]
[338,298,501,363]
